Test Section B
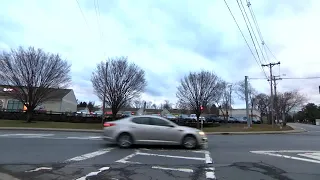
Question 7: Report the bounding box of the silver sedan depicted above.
[102,115,208,149]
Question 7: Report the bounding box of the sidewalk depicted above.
[0,124,306,135]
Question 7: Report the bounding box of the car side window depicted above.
[131,117,150,125]
[149,117,170,127]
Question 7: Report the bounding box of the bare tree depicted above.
[91,57,147,120]
[146,101,152,109]
[236,80,257,121]
[277,90,306,126]
[133,100,143,108]
[216,82,233,123]
[0,46,71,122]
[176,70,225,129]
[163,100,172,109]
[253,93,271,123]
[151,103,157,109]
[87,101,95,112]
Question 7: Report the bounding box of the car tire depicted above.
[182,135,197,149]
[117,133,133,148]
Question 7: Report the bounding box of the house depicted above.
[0,86,77,112]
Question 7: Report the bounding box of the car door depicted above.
[149,117,182,145]
[130,117,155,144]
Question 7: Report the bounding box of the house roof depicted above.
[0,85,72,100]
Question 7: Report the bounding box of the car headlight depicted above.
[198,131,205,136]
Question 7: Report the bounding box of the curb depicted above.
[204,129,306,135]
[0,127,306,135]
[0,127,102,133]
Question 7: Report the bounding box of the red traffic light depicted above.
[200,106,204,110]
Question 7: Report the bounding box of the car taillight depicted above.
[103,122,115,127]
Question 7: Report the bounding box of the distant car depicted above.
[228,116,239,123]
[93,111,103,117]
[205,115,223,123]
[122,111,134,118]
[102,115,208,149]
[76,110,90,117]
[151,114,161,116]
[189,114,206,122]
[163,114,178,121]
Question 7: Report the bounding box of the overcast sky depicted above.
[1,0,319,108]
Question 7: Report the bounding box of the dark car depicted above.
[205,115,223,123]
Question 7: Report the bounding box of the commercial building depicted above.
[219,108,261,118]
[0,86,77,112]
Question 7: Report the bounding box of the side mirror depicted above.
[168,125,175,128]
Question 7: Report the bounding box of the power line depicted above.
[93,0,106,57]
[223,0,268,79]
[239,0,268,64]
[249,77,320,80]
[75,0,90,30]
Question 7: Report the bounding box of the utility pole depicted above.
[244,76,250,127]
[270,75,282,124]
[102,61,108,124]
[229,84,232,117]
[262,61,280,127]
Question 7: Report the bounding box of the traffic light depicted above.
[200,105,204,111]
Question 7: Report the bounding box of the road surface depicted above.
[0,123,319,180]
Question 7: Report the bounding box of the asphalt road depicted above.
[0,123,320,180]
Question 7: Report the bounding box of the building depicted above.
[0,86,77,112]
[219,108,261,118]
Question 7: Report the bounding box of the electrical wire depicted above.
[93,0,106,57]
[249,77,320,80]
[75,0,90,30]
[239,0,268,64]
[223,0,269,80]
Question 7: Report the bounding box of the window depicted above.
[0,100,3,109]
[6,100,23,112]
[149,117,171,127]
[132,117,150,125]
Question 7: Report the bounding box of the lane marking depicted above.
[25,167,52,172]
[204,151,213,164]
[66,136,102,140]
[138,148,207,153]
[76,167,109,180]
[115,151,141,164]
[136,152,205,161]
[251,150,318,153]
[251,150,320,164]
[206,171,216,179]
[152,166,193,173]
[65,148,113,162]
[298,152,320,160]
[0,133,54,137]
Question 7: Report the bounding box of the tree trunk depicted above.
[26,110,33,123]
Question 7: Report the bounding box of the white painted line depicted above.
[152,166,193,173]
[76,167,109,180]
[25,167,52,172]
[115,151,141,164]
[0,133,54,137]
[298,152,320,160]
[250,151,320,164]
[66,136,102,140]
[206,171,216,179]
[65,148,113,162]
[205,167,215,171]
[251,150,318,153]
[204,151,213,164]
[138,148,206,154]
[136,152,205,161]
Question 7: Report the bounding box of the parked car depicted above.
[228,116,240,123]
[76,109,90,117]
[93,111,103,117]
[163,114,178,121]
[122,111,134,118]
[205,115,223,123]
[189,114,206,122]
[252,117,261,124]
[102,115,208,149]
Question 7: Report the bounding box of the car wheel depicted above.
[182,135,197,149]
[117,133,133,148]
